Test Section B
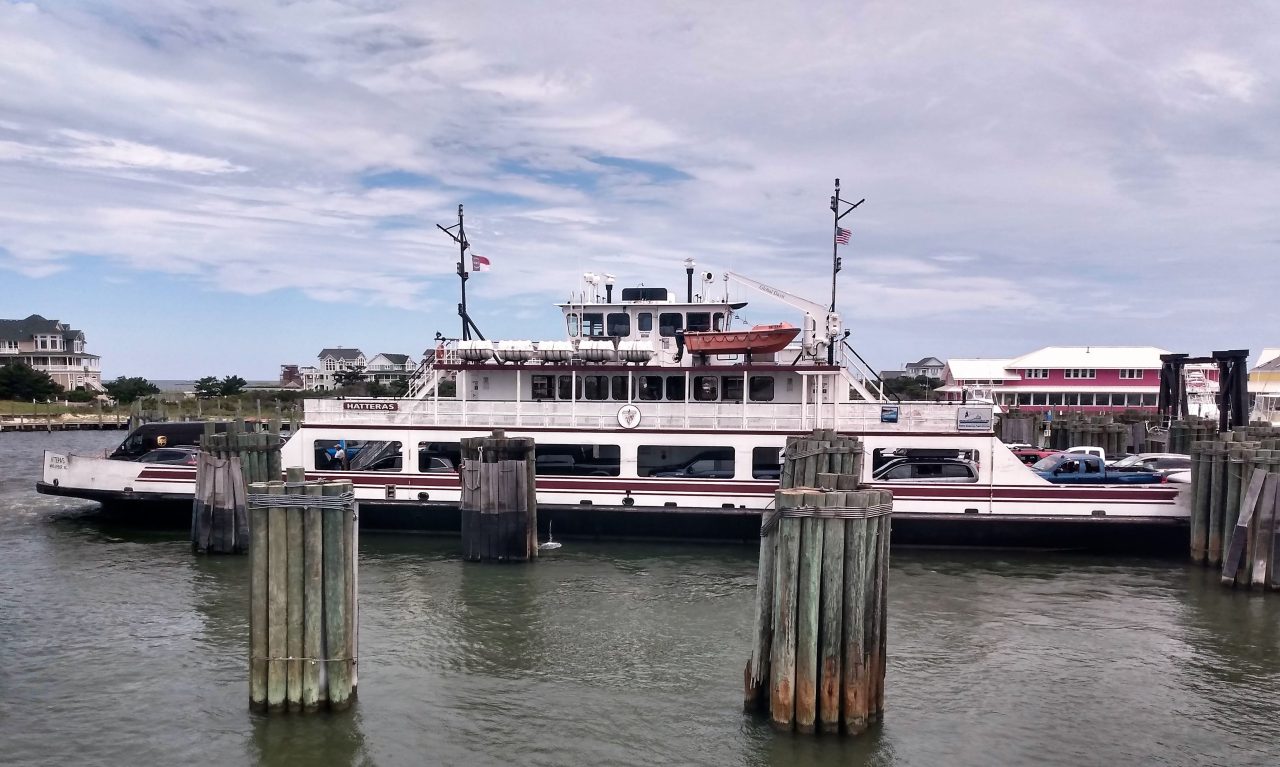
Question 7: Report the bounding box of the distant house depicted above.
[879,369,907,381]
[0,314,104,392]
[903,356,945,379]
[366,353,417,386]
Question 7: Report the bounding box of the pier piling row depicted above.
[192,419,283,555]
[1190,434,1280,590]
[744,430,891,736]
[459,431,539,562]
[248,477,357,712]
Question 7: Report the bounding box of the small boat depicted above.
[683,322,800,355]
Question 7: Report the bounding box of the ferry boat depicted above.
[39,192,1188,547]
[38,266,1188,547]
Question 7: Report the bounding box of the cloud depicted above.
[1,0,1278,374]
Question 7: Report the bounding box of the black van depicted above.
[109,422,231,460]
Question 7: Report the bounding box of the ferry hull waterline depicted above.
[37,246,1187,549]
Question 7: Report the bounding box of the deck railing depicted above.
[304,397,979,433]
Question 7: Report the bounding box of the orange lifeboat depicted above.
[683,322,800,355]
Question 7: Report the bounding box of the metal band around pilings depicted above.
[245,492,356,509]
[251,655,357,663]
[784,446,861,460]
[760,504,892,537]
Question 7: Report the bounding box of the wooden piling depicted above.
[285,468,305,711]
[1189,442,1208,564]
[1208,443,1227,565]
[322,481,353,709]
[301,479,324,711]
[266,481,288,710]
[768,494,802,731]
[817,502,846,735]
[795,493,825,734]
[748,432,892,737]
[248,480,269,711]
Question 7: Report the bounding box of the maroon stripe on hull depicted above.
[301,424,991,437]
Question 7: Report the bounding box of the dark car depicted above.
[136,447,200,465]
[652,455,736,479]
[872,456,979,483]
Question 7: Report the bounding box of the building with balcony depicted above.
[365,353,416,386]
[903,356,945,379]
[0,314,104,392]
[1250,348,1280,424]
[939,346,1216,414]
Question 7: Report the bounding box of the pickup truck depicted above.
[1031,453,1163,484]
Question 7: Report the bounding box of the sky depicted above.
[1,1,1277,380]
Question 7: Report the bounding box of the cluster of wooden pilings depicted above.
[1047,415,1135,455]
[1187,432,1280,589]
[744,429,892,736]
[1164,417,1220,454]
[1190,432,1280,590]
[459,432,539,562]
[248,473,358,712]
[192,419,283,554]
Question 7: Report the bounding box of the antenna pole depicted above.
[437,204,484,341]
[828,179,865,365]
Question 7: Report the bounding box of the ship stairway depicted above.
[406,341,458,400]
[839,340,891,403]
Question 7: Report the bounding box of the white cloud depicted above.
[0,0,1278,372]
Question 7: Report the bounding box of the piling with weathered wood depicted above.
[1191,433,1280,591]
[192,419,283,554]
[248,477,358,712]
[745,430,891,736]
[459,431,538,562]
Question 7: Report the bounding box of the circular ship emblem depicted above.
[617,404,642,429]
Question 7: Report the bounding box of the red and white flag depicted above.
[471,254,491,272]
[835,226,851,245]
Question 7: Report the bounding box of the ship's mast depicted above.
[437,204,485,341]
[828,178,864,364]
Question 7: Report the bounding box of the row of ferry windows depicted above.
[530,374,776,402]
[313,441,782,479]
[567,311,726,338]
[995,391,1158,407]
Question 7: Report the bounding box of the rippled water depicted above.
[3,431,1280,766]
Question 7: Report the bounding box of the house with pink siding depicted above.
[940,346,1220,414]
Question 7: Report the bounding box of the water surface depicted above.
[2,431,1278,766]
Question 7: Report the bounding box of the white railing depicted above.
[406,341,460,399]
[304,397,975,433]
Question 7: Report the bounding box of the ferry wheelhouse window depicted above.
[315,440,402,472]
[638,446,735,478]
[639,375,663,400]
[582,313,606,337]
[694,375,719,401]
[723,376,744,401]
[607,312,630,337]
[658,313,683,337]
[713,313,725,331]
[637,313,653,333]
[535,444,621,476]
[558,375,583,400]
[665,375,685,401]
[752,446,783,480]
[417,442,460,473]
[566,313,580,337]
[749,376,775,401]
[531,374,554,400]
[584,375,609,401]
[687,312,711,332]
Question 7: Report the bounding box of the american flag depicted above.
[471,254,491,272]
[835,226,851,245]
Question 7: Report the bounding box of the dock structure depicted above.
[192,419,283,555]
[744,429,891,736]
[1188,427,1280,589]
[459,431,538,562]
[248,476,358,712]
